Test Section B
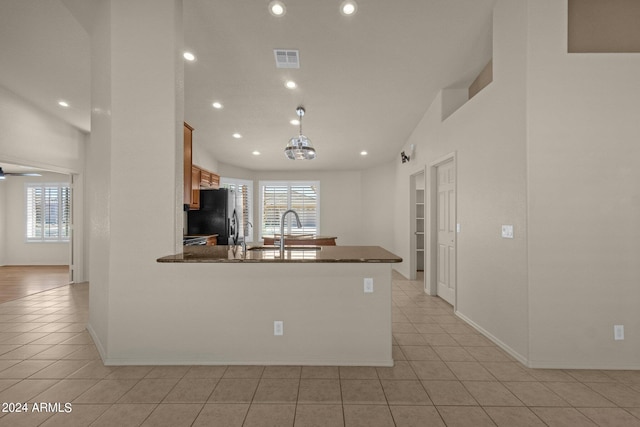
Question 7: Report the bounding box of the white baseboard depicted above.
[98,358,394,367]
[527,360,640,370]
[86,323,107,362]
[455,310,530,367]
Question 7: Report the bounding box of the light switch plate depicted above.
[456,223,461,233]
[614,325,624,340]
[274,321,283,336]
[501,225,514,239]
[364,278,374,293]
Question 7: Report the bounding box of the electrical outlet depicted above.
[614,325,624,341]
[501,225,514,239]
[274,321,283,336]
[364,278,374,293]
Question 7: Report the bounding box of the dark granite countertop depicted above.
[157,245,402,263]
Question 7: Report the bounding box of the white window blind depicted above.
[25,183,71,242]
[259,181,320,237]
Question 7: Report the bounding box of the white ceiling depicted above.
[0,0,495,172]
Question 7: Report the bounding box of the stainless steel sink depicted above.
[248,246,322,251]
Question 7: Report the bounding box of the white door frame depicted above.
[426,152,457,306]
[409,168,426,281]
[69,173,85,283]
[0,158,84,283]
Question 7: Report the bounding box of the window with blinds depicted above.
[25,183,71,242]
[259,181,320,237]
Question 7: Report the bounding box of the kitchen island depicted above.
[146,245,401,366]
[158,244,396,263]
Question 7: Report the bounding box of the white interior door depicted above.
[436,160,456,304]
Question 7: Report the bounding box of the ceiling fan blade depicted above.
[6,173,43,177]
[0,167,42,178]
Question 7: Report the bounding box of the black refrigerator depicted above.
[187,188,239,245]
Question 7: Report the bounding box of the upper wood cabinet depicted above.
[191,165,201,210]
[210,173,220,189]
[183,122,194,206]
[194,165,220,190]
[184,122,220,209]
[200,169,211,187]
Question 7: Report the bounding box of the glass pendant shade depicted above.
[284,134,316,160]
[284,106,316,160]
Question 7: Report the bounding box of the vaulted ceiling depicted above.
[0,0,495,172]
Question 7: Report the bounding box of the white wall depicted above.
[192,137,219,173]
[217,162,255,181]
[393,0,530,362]
[2,172,70,265]
[0,86,85,173]
[391,0,640,369]
[361,160,396,249]
[0,183,5,266]
[217,161,397,249]
[87,0,185,362]
[251,170,363,245]
[526,0,640,368]
[86,0,112,354]
[0,85,85,275]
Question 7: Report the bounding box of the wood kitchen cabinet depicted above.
[191,165,201,209]
[200,169,211,187]
[183,122,194,207]
[209,173,220,189]
[184,121,220,210]
[195,166,220,190]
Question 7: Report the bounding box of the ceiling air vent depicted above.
[274,49,300,69]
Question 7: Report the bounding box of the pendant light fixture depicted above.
[284,106,316,160]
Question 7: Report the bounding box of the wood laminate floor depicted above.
[0,265,70,303]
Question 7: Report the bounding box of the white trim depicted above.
[426,152,457,304]
[24,182,72,243]
[526,360,640,370]
[95,358,394,367]
[1,159,84,282]
[86,323,107,362]
[455,310,529,366]
[409,168,426,282]
[258,180,321,239]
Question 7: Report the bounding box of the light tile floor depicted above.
[0,273,638,426]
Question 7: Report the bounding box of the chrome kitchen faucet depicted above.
[278,210,302,253]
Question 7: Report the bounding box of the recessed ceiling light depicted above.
[232,133,242,139]
[269,1,286,16]
[252,151,261,156]
[212,102,223,109]
[360,151,368,156]
[340,0,357,16]
[290,119,300,125]
[285,80,297,89]
[183,51,196,61]
[58,101,69,108]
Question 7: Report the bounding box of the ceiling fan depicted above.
[0,167,42,180]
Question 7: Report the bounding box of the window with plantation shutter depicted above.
[25,183,71,242]
[259,181,320,238]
